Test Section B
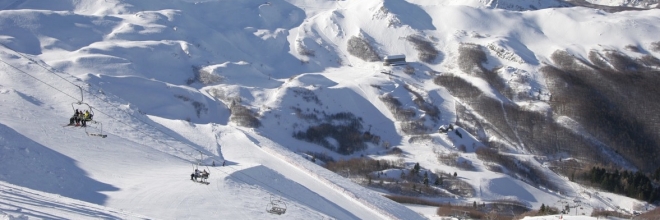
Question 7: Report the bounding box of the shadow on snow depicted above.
[224,165,360,220]
[0,123,118,205]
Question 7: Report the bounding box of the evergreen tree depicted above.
[453,172,457,178]
[540,204,546,214]
[413,163,421,174]
[601,176,611,191]
[590,167,598,182]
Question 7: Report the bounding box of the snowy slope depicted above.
[0,55,423,219]
[1,181,151,220]
[1,0,659,219]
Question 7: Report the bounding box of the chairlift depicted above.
[70,86,106,138]
[266,194,287,215]
[190,151,210,184]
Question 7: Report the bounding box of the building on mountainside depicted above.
[383,55,406,66]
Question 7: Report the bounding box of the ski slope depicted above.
[1,0,659,219]
[0,59,424,219]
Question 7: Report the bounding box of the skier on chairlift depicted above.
[81,110,92,127]
[69,109,81,126]
[191,168,200,181]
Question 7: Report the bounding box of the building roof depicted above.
[384,55,406,60]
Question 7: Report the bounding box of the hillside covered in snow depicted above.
[1,0,660,219]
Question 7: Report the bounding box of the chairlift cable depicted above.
[0,43,85,91]
[0,59,80,101]
[1,54,295,214]
[0,46,200,159]
[5,46,289,214]
[0,46,237,168]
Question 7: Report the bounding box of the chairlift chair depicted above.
[190,151,211,183]
[71,101,106,138]
[266,195,287,215]
[69,86,106,138]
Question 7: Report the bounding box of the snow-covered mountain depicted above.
[1,0,659,219]
[583,0,659,8]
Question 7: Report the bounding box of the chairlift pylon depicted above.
[266,194,287,215]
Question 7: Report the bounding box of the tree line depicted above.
[578,167,660,202]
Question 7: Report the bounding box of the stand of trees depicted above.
[544,50,660,172]
[579,167,660,202]
[437,43,660,174]
[293,112,379,155]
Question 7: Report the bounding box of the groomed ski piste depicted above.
[1,0,660,219]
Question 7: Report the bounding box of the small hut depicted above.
[383,55,406,66]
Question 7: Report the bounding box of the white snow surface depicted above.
[0,0,659,219]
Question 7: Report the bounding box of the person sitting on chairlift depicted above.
[69,109,80,126]
[86,110,93,120]
[76,109,83,125]
[81,110,92,127]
